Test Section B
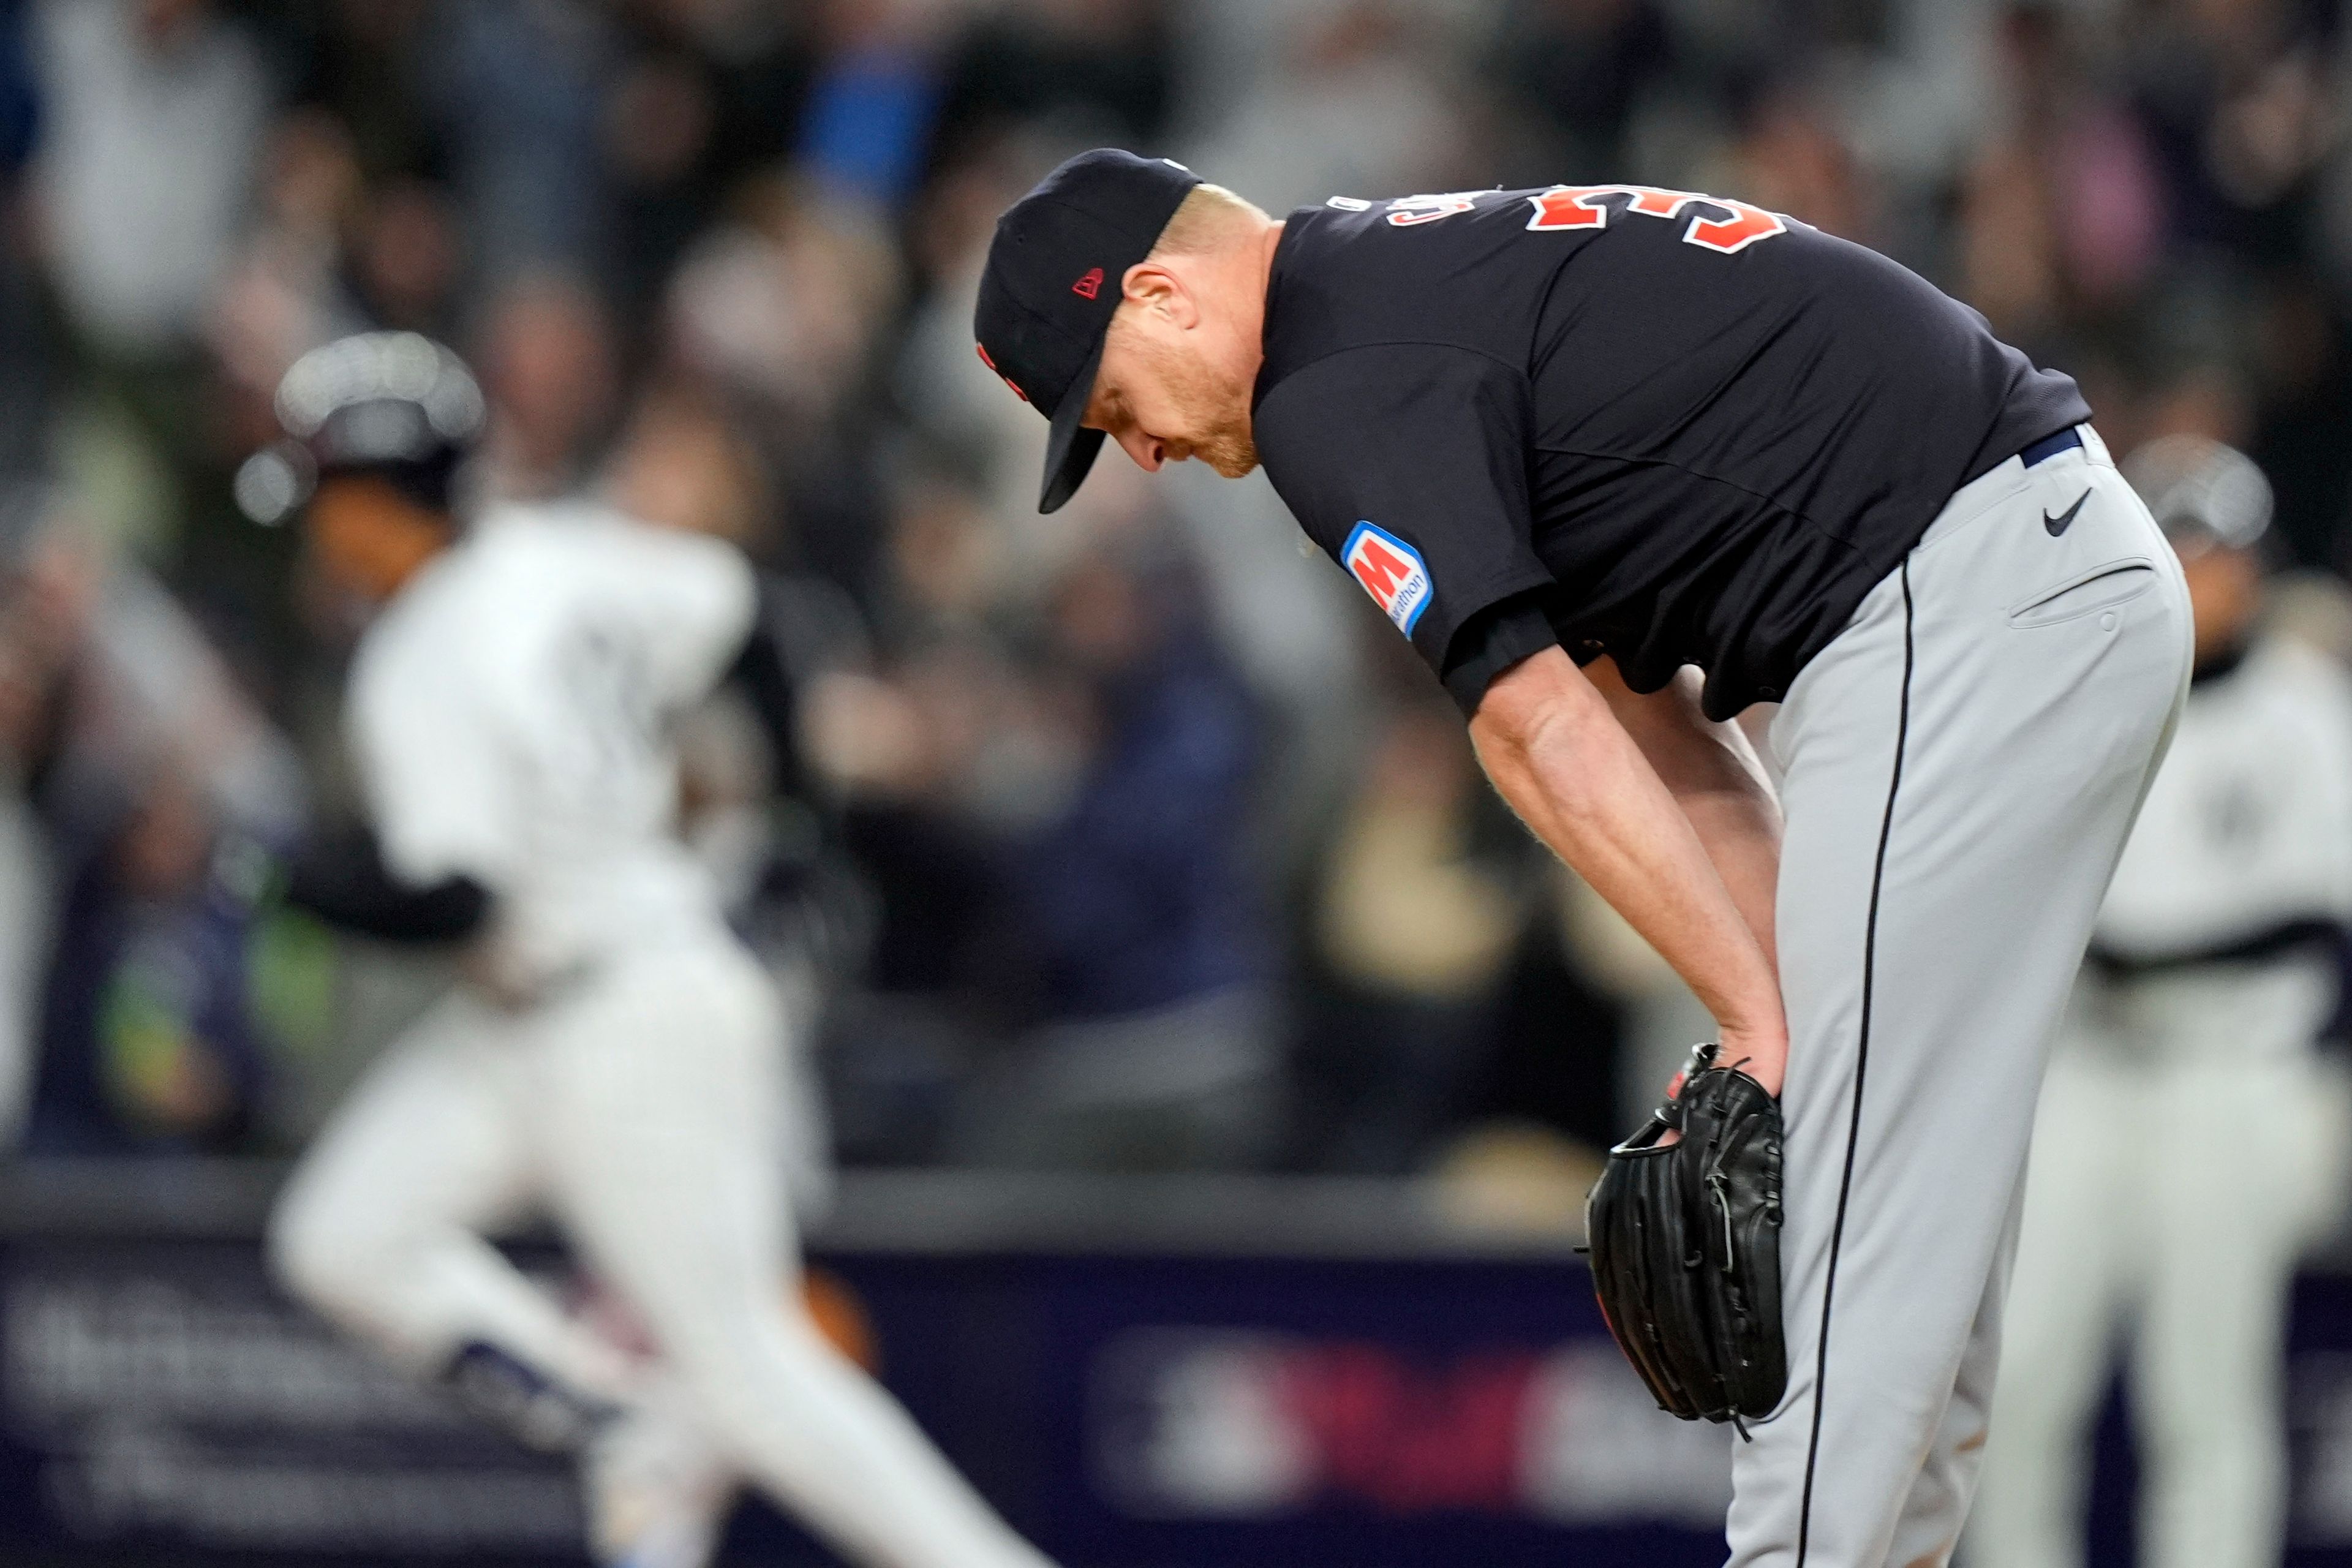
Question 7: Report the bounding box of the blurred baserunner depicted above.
[249,330,1057,1568]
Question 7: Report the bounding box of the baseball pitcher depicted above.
[974,151,2192,1567]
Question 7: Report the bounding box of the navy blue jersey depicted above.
[1251,186,2089,719]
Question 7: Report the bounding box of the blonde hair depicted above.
[1148,182,1271,258]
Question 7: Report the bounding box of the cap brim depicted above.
[1039,339,1107,514]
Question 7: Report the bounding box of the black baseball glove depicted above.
[1583,1042,1787,1433]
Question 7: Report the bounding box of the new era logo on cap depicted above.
[1342,521,1433,635]
[1072,267,1104,299]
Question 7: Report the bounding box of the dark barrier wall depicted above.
[0,1169,2348,1566]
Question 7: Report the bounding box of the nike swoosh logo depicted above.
[2045,489,2090,537]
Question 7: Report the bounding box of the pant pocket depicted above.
[2006,557,2159,629]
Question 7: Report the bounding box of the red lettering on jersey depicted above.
[1623,187,1695,218]
[1521,187,1613,230]
[1072,266,1104,300]
[1351,533,1414,599]
[1684,202,1786,253]
[1523,184,1787,254]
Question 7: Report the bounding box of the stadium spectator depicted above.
[949,530,1272,1170]
[1291,688,1530,1174]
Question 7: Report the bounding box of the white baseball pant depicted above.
[268,937,1054,1568]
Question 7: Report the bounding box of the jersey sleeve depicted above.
[621,522,760,706]
[347,625,522,892]
[1254,344,1559,714]
[1444,591,1577,715]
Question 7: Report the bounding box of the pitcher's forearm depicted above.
[1675,780,1782,975]
[1471,657,1786,1062]
[1589,663,1783,973]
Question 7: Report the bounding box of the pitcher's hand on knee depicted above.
[1658,1029,1786,1147]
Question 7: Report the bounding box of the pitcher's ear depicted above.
[1120,262,1198,327]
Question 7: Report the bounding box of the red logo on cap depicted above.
[1072,266,1104,300]
[975,342,1027,402]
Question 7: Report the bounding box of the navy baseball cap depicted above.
[976,149,1202,513]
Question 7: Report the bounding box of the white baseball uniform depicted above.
[266,500,1054,1568]
[1967,633,2352,1568]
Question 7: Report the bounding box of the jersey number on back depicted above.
[1521,185,1785,253]
[1382,185,1786,255]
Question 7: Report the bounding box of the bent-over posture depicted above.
[976,152,2192,1566]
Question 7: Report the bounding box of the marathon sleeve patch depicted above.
[1342,521,1434,634]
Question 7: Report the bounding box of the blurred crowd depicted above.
[0,0,2348,1186]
